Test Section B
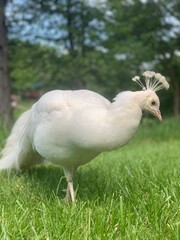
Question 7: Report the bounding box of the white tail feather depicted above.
[0,110,43,171]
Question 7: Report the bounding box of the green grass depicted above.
[0,118,179,239]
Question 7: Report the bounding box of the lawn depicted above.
[0,117,179,239]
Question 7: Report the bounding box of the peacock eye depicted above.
[151,100,156,106]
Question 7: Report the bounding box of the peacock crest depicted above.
[132,71,169,92]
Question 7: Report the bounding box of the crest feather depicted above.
[132,71,169,92]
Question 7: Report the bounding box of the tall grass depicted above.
[0,117,179,239]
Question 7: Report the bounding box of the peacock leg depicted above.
[67,180,75,202]
[63,167,76,202]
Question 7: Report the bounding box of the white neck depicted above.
[103,91,143,150]
[72,91,143,151]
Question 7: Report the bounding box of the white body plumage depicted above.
[31,90,142,167]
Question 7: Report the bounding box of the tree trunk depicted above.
[173,79,180,116]
[0,0,12,127]
[67,0,75,56]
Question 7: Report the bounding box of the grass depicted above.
[0,117,179,239]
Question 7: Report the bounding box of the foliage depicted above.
[0,118,179,239]
[104,0,163,62]
[9,40,62,91]
[7,0,105,53]
[9,40,134,99]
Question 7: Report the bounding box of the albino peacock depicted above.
[0,71,169,202]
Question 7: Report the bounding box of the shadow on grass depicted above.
[10,163,114,202]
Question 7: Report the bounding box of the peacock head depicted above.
[132,71,169,121]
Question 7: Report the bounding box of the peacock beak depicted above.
[154,110,162,121]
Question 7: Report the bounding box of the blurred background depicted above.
[0,0,180,126]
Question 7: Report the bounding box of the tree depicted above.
[104,0,180,115]
[7,0,106,89]
[104,0,164,70]
[0,0,12,126]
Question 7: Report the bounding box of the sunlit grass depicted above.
[0,117,179,239]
